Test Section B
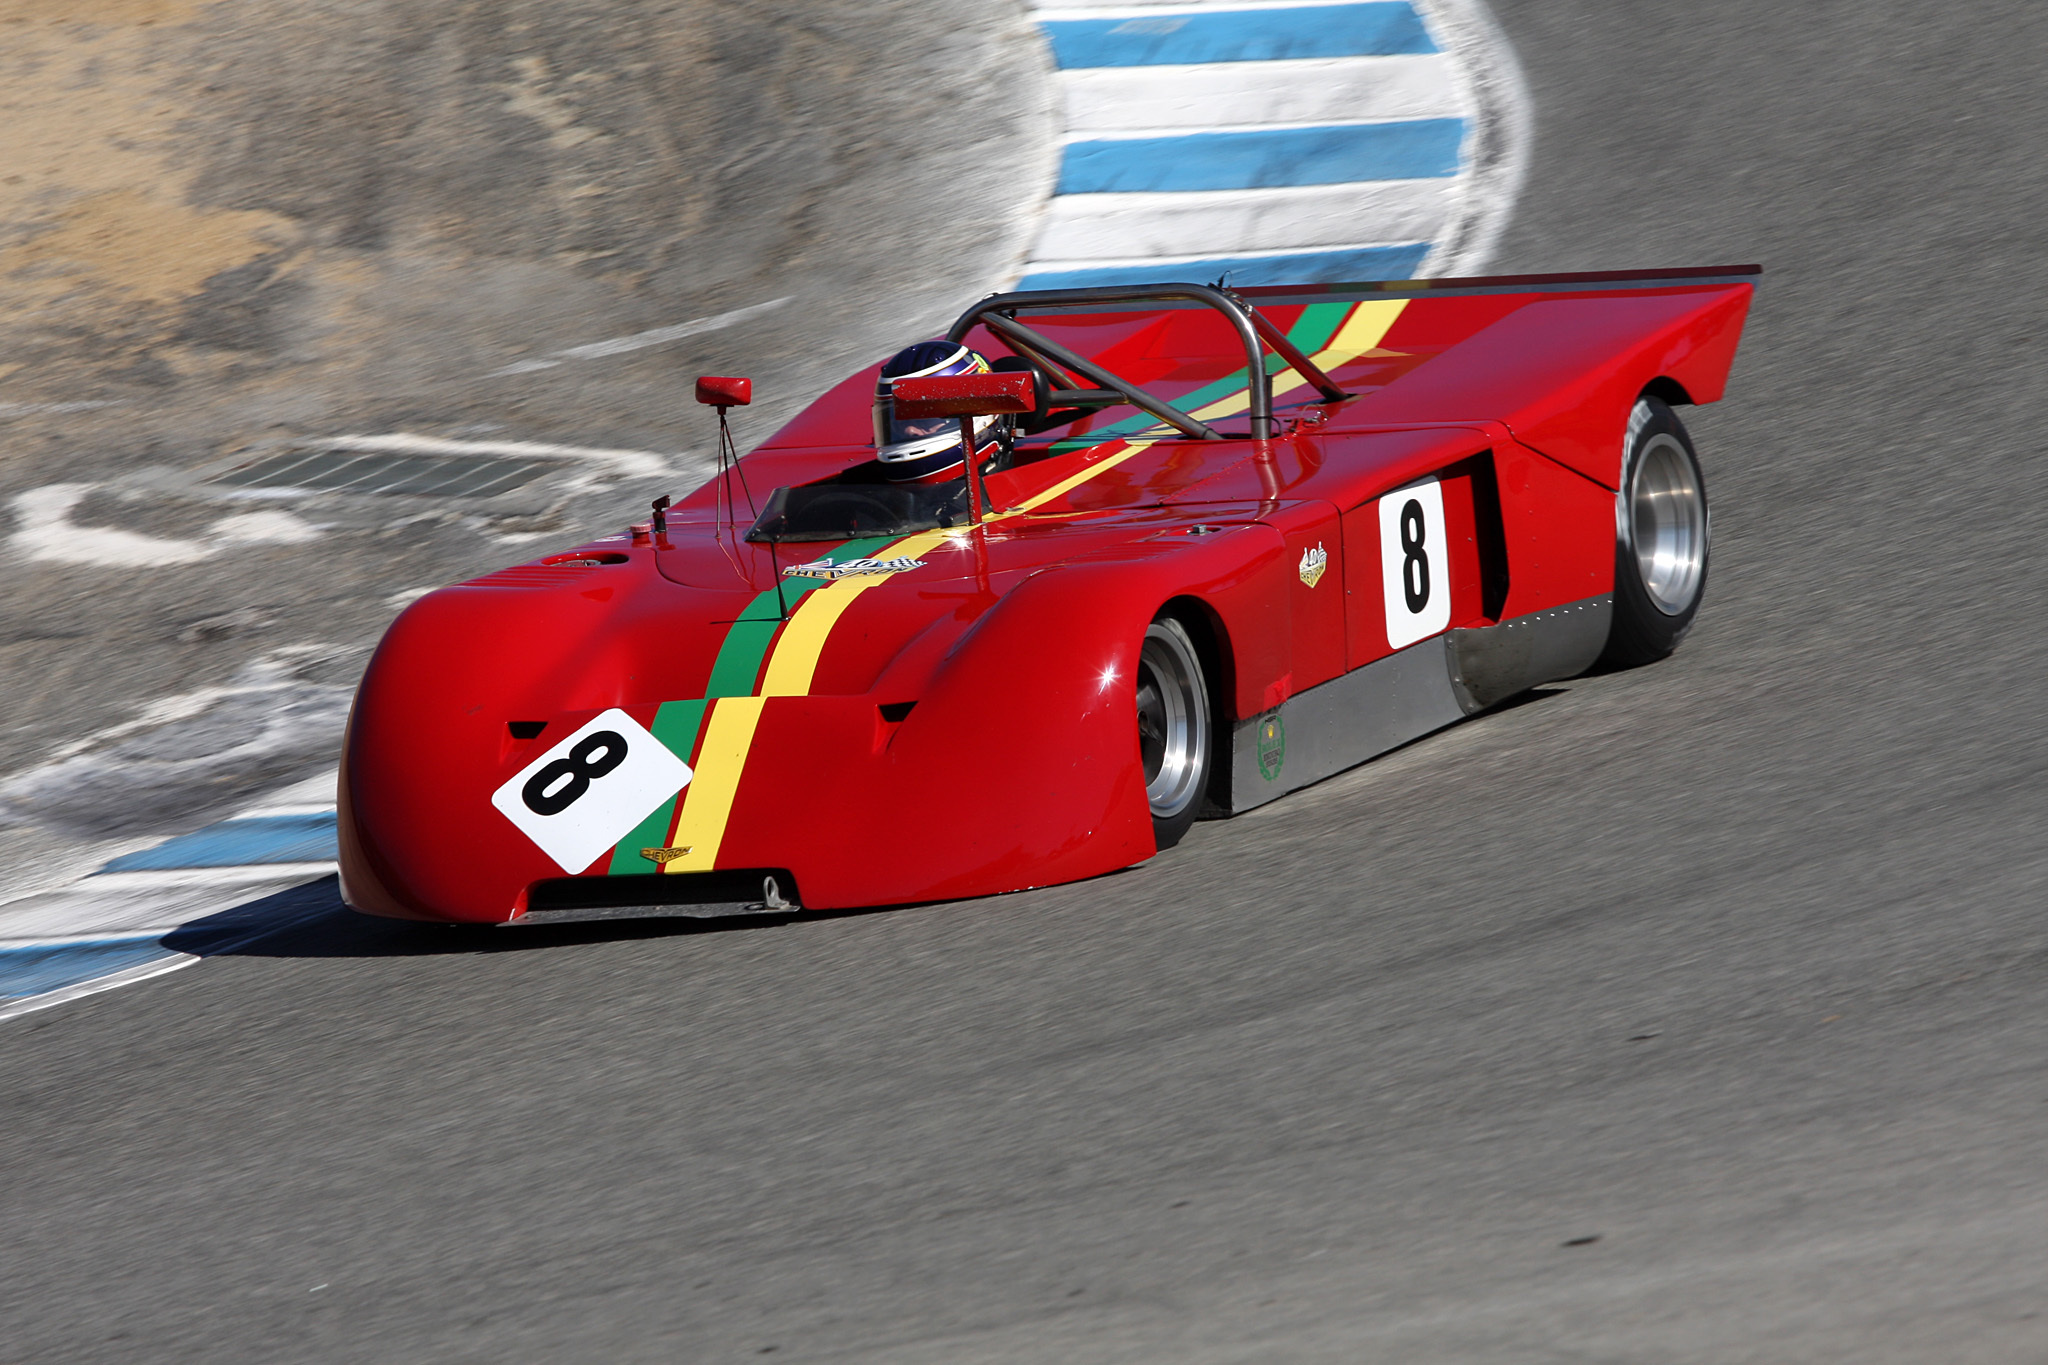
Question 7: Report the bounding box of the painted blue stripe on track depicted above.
[98,812,340,872]
[1057,118,1464,194]
[0,938,180,1001]
[1042,3,1436,69]
[1017,241,1431,291]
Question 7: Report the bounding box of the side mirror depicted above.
[695,375,752,408]
[888,371,1036,419]
[886,372,1036,527]
[989,355,1052,416]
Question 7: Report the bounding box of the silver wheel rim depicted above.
[1136,621,1207,820]
[1630,433,1707,615]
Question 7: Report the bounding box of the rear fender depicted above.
[1347,284,1753,488]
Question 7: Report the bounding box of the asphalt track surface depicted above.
[6,1,2048,1359]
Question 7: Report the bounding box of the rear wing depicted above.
[940,268,1757,446]
[761,267,1759,470]
[1320,267,1759,485]
[1235,263,1762,305]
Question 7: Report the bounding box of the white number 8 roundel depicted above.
[491,708,693,874]
[1378,476,1451,649]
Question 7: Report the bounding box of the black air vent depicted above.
[528,868,800,912]
[508,721,547,740]
[463,566,596,588]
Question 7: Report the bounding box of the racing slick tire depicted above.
[1137,615,1212,850]
[1599,396,1710,668]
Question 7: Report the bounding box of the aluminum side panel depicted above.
[1447,595,1613,713]
[1226,590,1616,811]
[1229,637,1464,812]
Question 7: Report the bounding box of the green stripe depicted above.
[607,698,709,874]
[705,533,898,698]
[1286,299,1353,354]
[705,586,820,697]
[604,534,899,876]
[1049,301,1356,452]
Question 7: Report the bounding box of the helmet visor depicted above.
[873,341,992,454]
[884,410,989,449]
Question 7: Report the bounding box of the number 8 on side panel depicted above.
[1378,476,1451,649]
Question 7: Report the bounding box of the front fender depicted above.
[714,521,1293,907]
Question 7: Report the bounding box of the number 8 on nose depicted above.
[491,708,694,874]
[1379,476,1451,649]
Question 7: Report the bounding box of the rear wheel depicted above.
[1136,616,1211,850]
[1601,397,1710,667]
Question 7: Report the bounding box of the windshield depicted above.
[746,479,968,543]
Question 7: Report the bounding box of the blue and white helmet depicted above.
[872,340,1006,483]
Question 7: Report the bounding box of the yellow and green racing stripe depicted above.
[605,298,1408,877]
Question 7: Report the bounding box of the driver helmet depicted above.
[873,340,1009,483]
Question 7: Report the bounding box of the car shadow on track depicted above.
[162,682,1572,963]
[1486,685,1568,711]
[162,876,804,959]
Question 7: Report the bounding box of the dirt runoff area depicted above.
[0,1,1053,880]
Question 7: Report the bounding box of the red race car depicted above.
[340,267,1755,924]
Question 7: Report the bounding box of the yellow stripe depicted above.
[662,695,765,872]
[757,527,953,695]
[1316,297,1409,366]
[664,527,954,871]
[1002,439,1156,517]
[1176,298,1412,426]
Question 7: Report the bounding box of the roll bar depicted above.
[946,282,1347,441]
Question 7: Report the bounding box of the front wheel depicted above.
[1135,616,1211,850]
[1600,396,1710,668]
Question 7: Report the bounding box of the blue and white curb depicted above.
[0,781,339,1021]
[1020,0,1530,288]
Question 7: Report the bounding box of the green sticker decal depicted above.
[1256,710,1286,782]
